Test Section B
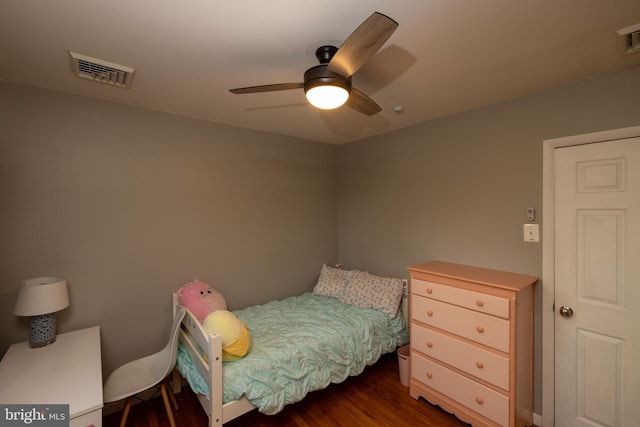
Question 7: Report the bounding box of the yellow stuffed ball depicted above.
[202,310,251,362]
[203,310,243,346]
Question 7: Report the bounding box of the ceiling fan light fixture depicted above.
[303,65,351,110]
[305,84,350,109]
[229,12,398,115]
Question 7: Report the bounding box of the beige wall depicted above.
[0,82,339,375]
[337,64,640,414]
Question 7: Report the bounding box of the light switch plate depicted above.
[523,224,540,242]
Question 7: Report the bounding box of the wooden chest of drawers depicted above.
[408,261,536,427]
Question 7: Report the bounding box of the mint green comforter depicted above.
[177,292,408,415]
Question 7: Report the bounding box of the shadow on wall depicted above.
[0,289,31,355]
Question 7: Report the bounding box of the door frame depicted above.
[541,125,640,426]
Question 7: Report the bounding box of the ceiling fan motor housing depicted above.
[303,65,352,94]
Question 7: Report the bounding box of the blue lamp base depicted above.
[29,313,57,347]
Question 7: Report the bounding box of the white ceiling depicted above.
[2,1,640,144]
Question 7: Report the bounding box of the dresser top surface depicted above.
[408,261,538,291]
[0,326,103,417]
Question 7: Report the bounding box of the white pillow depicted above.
[312,264,349,299]
[340,270,403,317]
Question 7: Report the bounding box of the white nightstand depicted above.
[0,327,103,427]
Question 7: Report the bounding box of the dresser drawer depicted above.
[411,324,510,390]
[412,278,510,319]
[412,353,509,427]
[412,295,510,352]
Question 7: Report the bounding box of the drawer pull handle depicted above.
[476,299,484,307]
[476,326,485,333]
[476,361,484,369]
[426,288,433,294]
[475,397,484,405]
[426,341,433,348]
[427,310,433,317]
[426,372,433,379]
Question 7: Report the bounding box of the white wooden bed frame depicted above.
[171,293,255,426]
[171,283,409,426]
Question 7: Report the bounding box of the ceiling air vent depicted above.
[69,51,135,88]
[617,23,640,54]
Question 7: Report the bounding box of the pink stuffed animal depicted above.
[177,279,227,322]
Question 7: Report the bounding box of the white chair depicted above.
[103,308,186,427]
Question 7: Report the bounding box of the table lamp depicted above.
[14,277,70,347]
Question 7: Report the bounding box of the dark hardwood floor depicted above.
[104,351,469,427]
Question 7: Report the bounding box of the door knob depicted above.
[559,305,574,318]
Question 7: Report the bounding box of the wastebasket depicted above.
[397,344,410,387]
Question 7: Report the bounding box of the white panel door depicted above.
[554,137,640,426]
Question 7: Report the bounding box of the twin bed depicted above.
[171,265,409,426]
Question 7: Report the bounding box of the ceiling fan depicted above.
[229,12,398,116]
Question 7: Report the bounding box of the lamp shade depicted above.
[14,277,69,316]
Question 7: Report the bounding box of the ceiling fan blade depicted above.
[327,12,398,78]
[346,88,382,116]
[230,83,304,94]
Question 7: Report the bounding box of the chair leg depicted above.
[164,377,179,410]
[160,381,177,427]
[172,369,182,394]
[120,396,133,427]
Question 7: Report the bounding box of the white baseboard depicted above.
[533,412,542,426]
